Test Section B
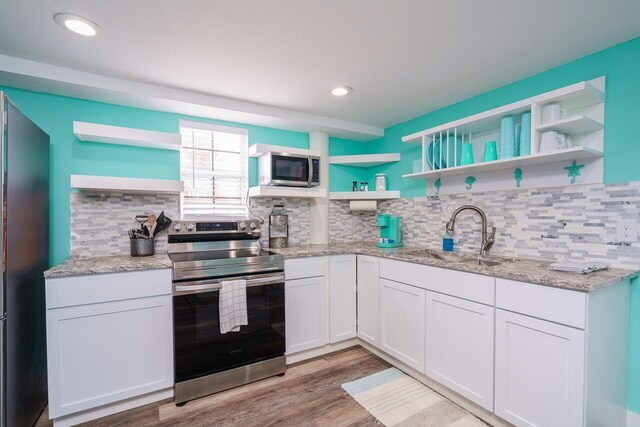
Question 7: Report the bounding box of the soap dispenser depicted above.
[442,230,455,252]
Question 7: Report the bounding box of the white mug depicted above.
[539,131,567,152]
[541,103,567,123]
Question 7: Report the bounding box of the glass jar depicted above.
[375,173,387,191]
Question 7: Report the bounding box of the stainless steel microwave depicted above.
[258,152,320,187]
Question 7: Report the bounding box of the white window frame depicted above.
[179,119,249,220]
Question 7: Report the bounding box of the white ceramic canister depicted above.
[375,173,387,191]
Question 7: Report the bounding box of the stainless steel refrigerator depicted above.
[0,93,49,427]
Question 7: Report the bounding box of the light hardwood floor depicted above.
[37,347,390,427]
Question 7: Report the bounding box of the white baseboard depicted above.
[628,410,640,427]
[285,338,359,364]
[52,388,173,427]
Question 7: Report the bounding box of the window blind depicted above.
[180,123,248,218]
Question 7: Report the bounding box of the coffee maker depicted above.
[377,214,403,248]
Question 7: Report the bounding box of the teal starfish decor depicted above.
[434,178,441,195]
[465,176,476,190]
[564,160,585,184]
[514,168,523,188]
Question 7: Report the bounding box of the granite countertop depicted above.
[271,242,639,293]
[44,243,639,292]
[44,253,172,278]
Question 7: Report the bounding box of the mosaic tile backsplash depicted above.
[70,192,180,257]
[330,182,640,270]
[70,193,310,257]
[248,198,311,248]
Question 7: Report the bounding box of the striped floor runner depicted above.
[342,368,486,427]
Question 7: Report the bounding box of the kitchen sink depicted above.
[402,249,504,267]
[428,252,474,263]
[462,259,503,267]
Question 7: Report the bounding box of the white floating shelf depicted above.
[330,191,400,200]
[248,186,327,199]
[71,175,184,194]
[249,143,320,158]
[535,115,603,134]
[329,153,401,168]
[402,78,605,143]
[403,146,603,180]
[74,122,182,151]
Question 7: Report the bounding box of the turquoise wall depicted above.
[328,137,378,192]
[357,36,640,413]
[0,86,316,266]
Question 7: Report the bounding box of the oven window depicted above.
[272,155,308,182]
[174,283,285,383]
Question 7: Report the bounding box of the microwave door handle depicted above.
[307,156,313,187]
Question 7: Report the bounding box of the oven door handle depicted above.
[174,274,285,295]
[307,156,313,187]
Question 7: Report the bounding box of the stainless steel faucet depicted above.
[445,205,496,256]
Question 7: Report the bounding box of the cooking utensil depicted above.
[135,215,148,227]
[154,211,172,237]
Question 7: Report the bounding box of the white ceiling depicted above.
[1,0,639,133]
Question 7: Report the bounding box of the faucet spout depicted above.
[445,205,496,256]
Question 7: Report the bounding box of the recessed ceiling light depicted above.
[54,13,99,37]
[331,86,353,97]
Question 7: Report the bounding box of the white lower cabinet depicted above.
[46,295,173,418]
[285,275,328,353]
[380,278,425,371]
[494,309,586,427]
[329,255,357,343]
[356,255,380,345]
[425,291,494,411]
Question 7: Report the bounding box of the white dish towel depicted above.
[219,279,248,334]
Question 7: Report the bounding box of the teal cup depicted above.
[483,140,498,162]
[459,143,474,166]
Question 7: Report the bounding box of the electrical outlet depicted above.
[616,219,637,243]
[351,217,357,230]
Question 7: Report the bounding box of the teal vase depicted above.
[483,141,498,162]
[459,143,474,165]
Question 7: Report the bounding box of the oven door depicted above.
[270,153,311,187]
[173,273,285,383]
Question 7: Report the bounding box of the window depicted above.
[179,120,248,218]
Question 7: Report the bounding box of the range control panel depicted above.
[168,219,261,235]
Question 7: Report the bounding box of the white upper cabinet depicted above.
[356,255,380,346]
[328,255,357,343]
[380,278,426,371]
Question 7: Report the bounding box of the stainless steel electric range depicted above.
[168,219,285,405]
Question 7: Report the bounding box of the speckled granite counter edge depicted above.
[44,253,172,279]
[271,243,639,293]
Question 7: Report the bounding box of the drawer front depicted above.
[496,279,587,329]
[46,269,172,309]
[285,256,328,280]
[379,258,494,305]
